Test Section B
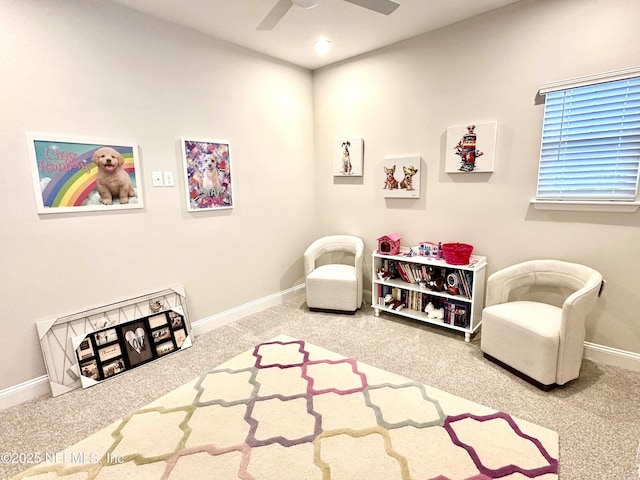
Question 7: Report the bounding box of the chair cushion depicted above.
[481,301,561,385]
[307,264,357,282]
[306,264,358,311]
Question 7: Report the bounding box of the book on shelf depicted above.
[444,299,470,328]
[384,260,435,285]
[377,287,444,315]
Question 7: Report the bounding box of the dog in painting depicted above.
[383,165,399,190]
[200,155,222,197]
[399,165,418,190]
[92,147,135,205]
[341,141,352,175]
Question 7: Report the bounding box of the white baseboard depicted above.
[583,341,640,372]
[189,284,305,337]
[0,375,51,411]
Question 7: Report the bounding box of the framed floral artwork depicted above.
[181,138,234,211]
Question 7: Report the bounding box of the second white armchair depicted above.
[304,235,364,314]
[480,259,603,390]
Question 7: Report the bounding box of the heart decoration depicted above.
[125,330,141,354]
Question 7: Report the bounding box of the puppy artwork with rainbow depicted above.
[28,136,142,213]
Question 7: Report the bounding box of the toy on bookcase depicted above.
[419,241,443,259]
[377,233,401,255]
[426,266,446,292]
[376,267,392,281]
[384,294,404,311]
[446,272,461,295]
[425,302,444,320]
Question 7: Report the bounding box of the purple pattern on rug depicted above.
[429,475,492,480]
[301,357,368,395]
[253,339,309,369]
[443,411,558,478]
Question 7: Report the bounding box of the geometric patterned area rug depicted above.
[13,335,559,479]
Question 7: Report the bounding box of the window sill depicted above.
[530,199,640,213]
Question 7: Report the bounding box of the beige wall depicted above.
[313,0,640,353]
[0,0,316,390]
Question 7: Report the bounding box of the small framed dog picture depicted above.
[333,137,363,177]
[381,156,422,198]
[26,134,143,214]
[181,138,234,212]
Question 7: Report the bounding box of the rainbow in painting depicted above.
[31,139,139,209]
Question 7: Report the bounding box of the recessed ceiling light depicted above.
[293,0,321,8]
[314,38,332,54]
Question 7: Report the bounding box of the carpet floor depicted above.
[1,292,639,479]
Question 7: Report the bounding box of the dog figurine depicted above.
[425,302,444,320]
[383,165,399,190]
[376,267,392,280]
[341,141,352,175]
[92,147,135,205]
[399,165,418,190]
[426,266,447,292]
[384,293,404,311]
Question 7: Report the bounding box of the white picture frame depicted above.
[445,122,497,173]
[37,286,191,397]
[333,137,364,177]
[26,134,143,214]
[181,138,234,211]
[381,156,422,198]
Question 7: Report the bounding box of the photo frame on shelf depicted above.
[381,156,422,198]
[333,137,364,176]
[181,138,234,211]
[445,122,497,173]
[37,286,191,397]
[26,134,143,214]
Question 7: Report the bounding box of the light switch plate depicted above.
[152,171,164,187]
[163,171,174,187]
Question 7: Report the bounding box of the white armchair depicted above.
[304,235,364,314]
[480,259,603,389]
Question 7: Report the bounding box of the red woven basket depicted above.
[442,243,473,265]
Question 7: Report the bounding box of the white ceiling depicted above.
[107,0,521,70]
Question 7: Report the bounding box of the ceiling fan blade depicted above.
[343,0,400,15]
[258,0,294,30]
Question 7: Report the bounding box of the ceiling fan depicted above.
[257,0,400,31]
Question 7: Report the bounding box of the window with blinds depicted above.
[536,75,640,202]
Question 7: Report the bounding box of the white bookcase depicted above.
[372,248,486,342]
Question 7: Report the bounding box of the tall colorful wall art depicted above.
[181,138,234,212]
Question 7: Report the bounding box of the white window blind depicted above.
[537,75,640,202]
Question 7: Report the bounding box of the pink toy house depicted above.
[377,232,401,255]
